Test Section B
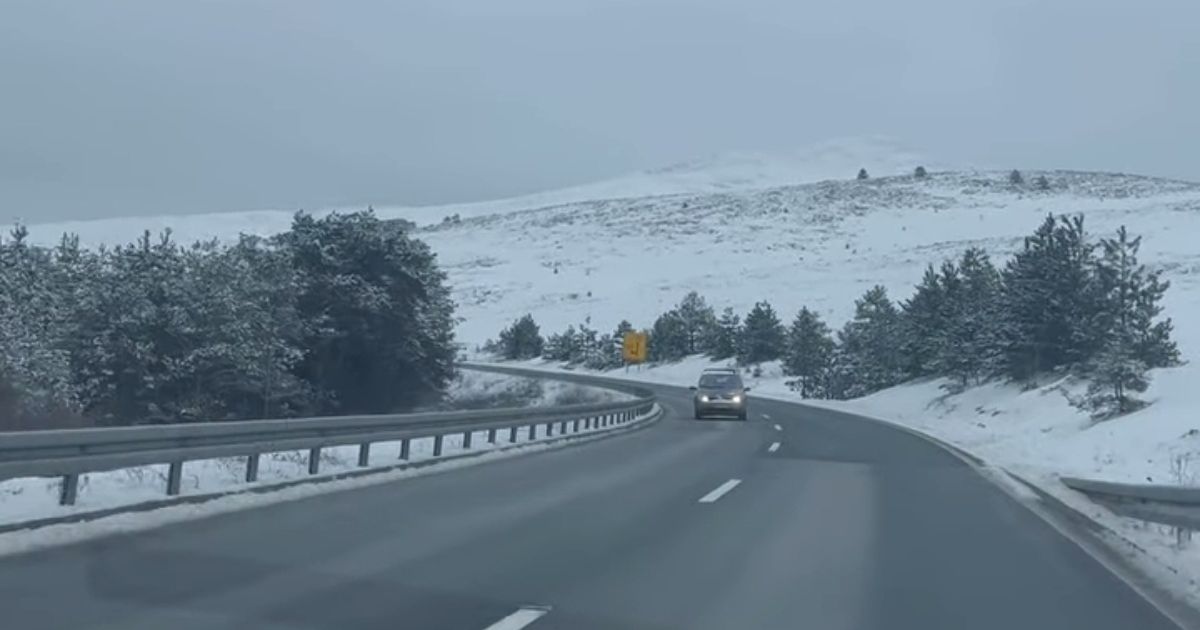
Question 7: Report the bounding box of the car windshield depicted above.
[699,374,740,389]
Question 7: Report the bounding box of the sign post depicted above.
[622,331,648,365]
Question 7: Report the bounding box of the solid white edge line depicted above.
[767,442,780,453]
[773,424,782,431]
[698,478,742,503]
[483,606,551,630]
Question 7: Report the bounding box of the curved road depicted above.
[0,383,1184,629]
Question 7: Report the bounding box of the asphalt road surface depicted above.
[0,382,1184,629]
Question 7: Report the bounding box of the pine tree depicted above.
[938,248,1004,386]
[914,166,928,179]
[857,168,870,181]
[544,326,580,362]
[1084,225,1179,416]
[783,308,834,398]
[675,291,717,355]
[1009,169,1024,185]
[0,226,80,427]
[1094,228,1179,369]
[275,211,457,414]
[1084,342,1148,418]
[650,310,689,362]
[998,215,1101,380]
[710,308,741,360]
[899,265,949,377]
[497,314,544,360]
[837,286,904,397]
[1034,175,1051,191]
[739,301,785,364]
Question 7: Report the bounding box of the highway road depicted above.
[0,382,1184,629]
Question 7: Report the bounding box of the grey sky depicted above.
[2,0,1196,223]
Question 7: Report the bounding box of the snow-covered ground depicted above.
[435,369,631,412]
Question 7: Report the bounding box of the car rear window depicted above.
[699,373,741,388]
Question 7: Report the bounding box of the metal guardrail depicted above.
[0,365,656,506]
[1061,476,1200,531]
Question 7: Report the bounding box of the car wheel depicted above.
[737,410,748,421]
[694,409,703,420]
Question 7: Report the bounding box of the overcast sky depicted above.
[2,0,1196,223]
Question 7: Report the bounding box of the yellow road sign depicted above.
[622,331,648,363]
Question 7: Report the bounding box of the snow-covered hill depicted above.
[26,136,930,247]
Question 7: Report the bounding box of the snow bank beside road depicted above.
[0,371,635,531]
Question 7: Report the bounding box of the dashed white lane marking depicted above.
[483,606,551,629]
[773,424,782,431]
[761,413,771,420]
[698,479,743,503]
[768,442,781,453]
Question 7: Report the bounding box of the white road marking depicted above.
[483,606,551,630]
[768,442,780,453]
[761,413,771,420]
[698,479,742,503]
[773,424,782,431]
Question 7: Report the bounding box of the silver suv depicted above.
[690,368,750,420]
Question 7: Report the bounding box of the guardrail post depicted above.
[463,430,473,449]
[60,474,79,506]
[245,454,260,482]
[509,426,519,443]
[488,428,498,444]
[399,438,411,460]
[560,420,568,434]
[357,443,371,467]
[546,421,554,437]
[573,418,581,432]
[308,448,321,474]
[166,462,183,496]
[528,424,536,440]
[433,435,444,457]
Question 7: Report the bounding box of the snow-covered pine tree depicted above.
[497,314,545,360]
[710,308,741,360]
[1034,175,1051,191]
[899,265,949,377]
[650,310,689,362]
[1084,225,1180,416]
[998,215,1100,380]
[857,168,870,181]
[1083,342,1148,418]
[783,307,835,398]
[738,301,785,365]
[837,286,904,397]
[603,320,636,368]
[575,323,599,364]
[937,248,1004,386]
[675,291,717,355]
[275,210,457,414]
[1009,169,1024,185]
[0,226,80,428]
[914,166,928,179]
[544,325,580,362]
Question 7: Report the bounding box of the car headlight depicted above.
[699,395,710,402]
[731,395,742,403]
